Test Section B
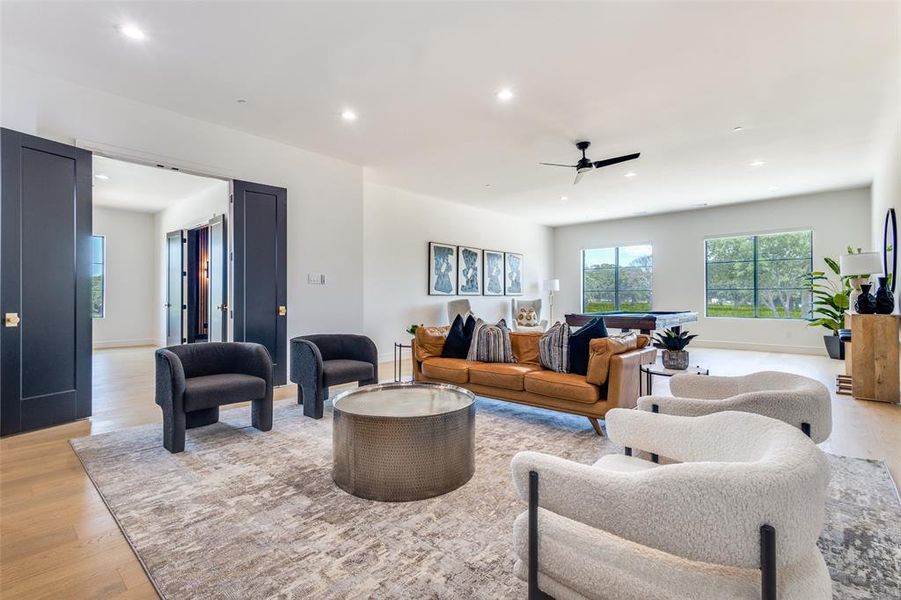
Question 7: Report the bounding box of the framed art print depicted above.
[457,246,482,295]
[483,250,504,296]
[428,242,457,295]
[504,252,523,296]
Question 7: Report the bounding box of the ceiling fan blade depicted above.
[573,170,585,185]
[539,162,577,168]
[592,152,641,169]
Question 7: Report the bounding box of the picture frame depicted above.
[457,246,482,295]
[428,242,457,295]
[504,252,523,296]
[483,250,504,296]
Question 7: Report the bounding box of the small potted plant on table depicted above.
[654,328,697,370]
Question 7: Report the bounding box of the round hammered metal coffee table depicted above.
[332,382,475,502]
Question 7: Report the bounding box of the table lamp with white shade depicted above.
[543,279,560,323]
[839,251,883,313]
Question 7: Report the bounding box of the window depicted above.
[582,245,653,312]
[91,235,105,318]
[705,230,812,319]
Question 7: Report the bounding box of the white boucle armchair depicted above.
[510,410,832,600]
[638,371,832,443]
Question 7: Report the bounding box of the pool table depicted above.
[565,311,698,334]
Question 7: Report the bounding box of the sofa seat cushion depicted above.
[421,357,471,384]
[524,370,600,404]
[184,373,266,411]
[322,359,374,387]
[468,362,544,391]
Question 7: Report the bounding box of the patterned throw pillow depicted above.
[466,319,516,363]
[516,307,539,327]
[539,321,570,373]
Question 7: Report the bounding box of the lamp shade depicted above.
[839,252,883,277]
[543,279,560,292]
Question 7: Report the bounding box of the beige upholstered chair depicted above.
[638,371,832,443]
[511,298,548,332]
[446,299,473,324]
[511,410,832,600]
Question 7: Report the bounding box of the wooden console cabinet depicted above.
[848,313,900,403]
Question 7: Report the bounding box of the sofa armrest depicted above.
[411,341,426,380]
[290,338,323,387]
[233,342,274,398]
[604,347,656,409]
[669,373,745,399]
[155,349,186,410]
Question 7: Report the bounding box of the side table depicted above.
[640,360,709,395]
[394,342,413,383]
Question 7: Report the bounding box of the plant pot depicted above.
[823,334,845,360]
[662,349,689,370]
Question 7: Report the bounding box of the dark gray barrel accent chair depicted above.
[290,334,379,419]
[155,342,273,453]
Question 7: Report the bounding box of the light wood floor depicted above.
[1,346,898,599]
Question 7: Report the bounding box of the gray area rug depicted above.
[71,398,900,599]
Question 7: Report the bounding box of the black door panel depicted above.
[232,181,287,385]
[1,128,91,436]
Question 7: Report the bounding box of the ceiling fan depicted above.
[540,141,640,185]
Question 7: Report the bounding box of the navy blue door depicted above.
[232,180,287,385]
[1,128,92,435]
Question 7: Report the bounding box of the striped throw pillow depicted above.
[539,321,570,373]
[466,319,516,363]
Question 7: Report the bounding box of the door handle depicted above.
[5,312,20,327]
[278,305,287,316]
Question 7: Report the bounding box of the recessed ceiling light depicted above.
[733,126,744,132]
[560,196,568,201]
[341,109,358,122]
[496,88,514,102]
[236,99,247,104]
[624,172,637,178]
[484,184,492,188]
[95,174,109,180]
[749,160,766,167]
[119,24,146,41]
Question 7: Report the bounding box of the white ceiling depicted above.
[3,2,898,226]
[92,156,226,213]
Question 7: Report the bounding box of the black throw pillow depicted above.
[567,317,609,375]
[441,314,477,358]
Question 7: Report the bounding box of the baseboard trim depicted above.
[92,338,159,350]
[692,340,825,356]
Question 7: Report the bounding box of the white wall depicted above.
[152,183,230,345]
[2,67,365,343]
[553,188,872,355]
[363,183,554,360]
[871,121,901,312]
[91,207,157,348]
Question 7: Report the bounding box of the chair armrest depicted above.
[155,349,186,410]
[290,338,324,387]
[669,373,745,399]
[604,347,656,409]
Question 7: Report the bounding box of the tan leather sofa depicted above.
[412,329,656,435]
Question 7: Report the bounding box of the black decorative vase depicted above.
[855,283,876,314]
[874,277,895,314]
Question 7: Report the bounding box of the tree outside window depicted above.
[705,230,812,319]
[582,245,653,312]
[91,235,105,318]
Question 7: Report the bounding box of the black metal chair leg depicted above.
[528,470,540,600]
[760,524,776,600]
[650,403,659,463]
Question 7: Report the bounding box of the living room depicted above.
[1,1,899,599]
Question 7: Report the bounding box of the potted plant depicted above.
[406,324,421,336]
[802,256,851,359]
[653,328,697,370]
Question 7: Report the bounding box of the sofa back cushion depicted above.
[467,319,516,363]
[510,332,542,365]
[568,317,609,375]
[414,326,449,361]
[538,321,570,373]
[441,314,477,359]
[586,333,650,385]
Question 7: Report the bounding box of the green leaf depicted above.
[824,257,841,275]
